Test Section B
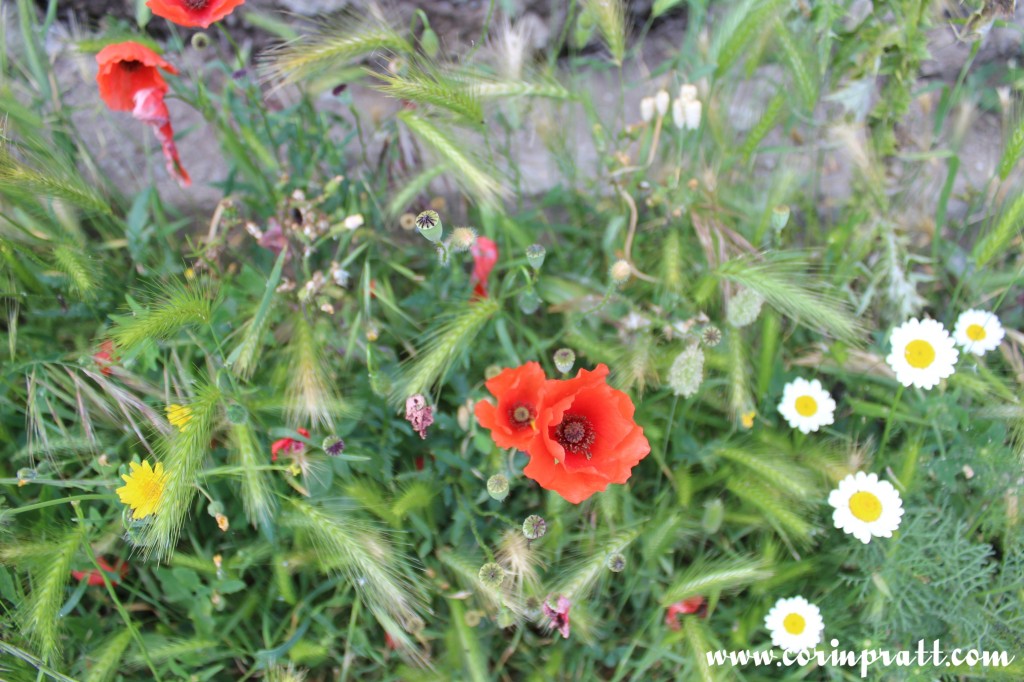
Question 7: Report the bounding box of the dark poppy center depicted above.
[185,0,210,9]
[507,402,535,430]
[120,60,142,72]
[554,414,596,460]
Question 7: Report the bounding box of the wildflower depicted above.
[607,552,626,572]
[640,96,656,122]
[132,87,191,187]
[487,474,510,501]
[329,262,350,288]
[654,89,670,117]
[524,364,651,504]
[522,514,547,540]
[474,362,547,451]
[609,259,632,286]
[449,227,478,253]
[399,212,417,230]
[146,0,246,28]
[115,460,167,520]
[16,468,36,487]
[740,410,756,429]
[885,318,958,389]
[95,42,176,111]
[953,309,1005,356]
[777,378,836,434]
[542,595,571,638]
[726,288,764,328]
[671,97,685,129]
[71,557,129,586]
[764,596,824,653]
[683,99,702,130]
[553,348,576,374]
[165,404,193,432]
[94,340,117,376]
[679,84,698,103]
[667,344,704,398]
[828,471,904,544]
[526,244,546,270]
[215,513,229,531]
[271,427,310,462]
[415,210,443,243]
[665,596,707,629]
[342,213,364,230]
[322,436,345,456]
[470,236,499,298]
[405,394,434,439]
[478,562,505,589]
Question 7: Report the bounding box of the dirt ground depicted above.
[10,2,1024,230]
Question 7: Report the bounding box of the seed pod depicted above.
[553,348,576,374]
[522,514,547,540]
[487,474,510,501]
[415,210,443,243]
[478,562,505,589]
[526,244,546,270]
[607,552,626,572]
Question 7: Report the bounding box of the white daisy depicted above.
[777,378,836,434]
[952,309,1005,356]
[828,471,904,544]
[764,596,824,653]
[885,318,958,389]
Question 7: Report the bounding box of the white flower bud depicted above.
[655,89,670,117]
[684,99,702,130]
[672,97,685,129]
[679,83,698,103]
[640,96,656,123]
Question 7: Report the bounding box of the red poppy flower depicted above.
[96,42,177,111]
[146,0,246,28]
[665,596,707,630]
[94,340,117,376]
[271,427,309,462]
[470,236,498,298]
[71,557,129,586]
[132,87,191,187]
[474,362,547,451]
[523,364,650,504]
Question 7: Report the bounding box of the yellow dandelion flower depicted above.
[116,460,167,520]
[166,404,193,432]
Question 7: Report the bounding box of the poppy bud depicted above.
[772,204,791,232]
[607,552,626,572]
[415,210,443,243]
[702,498,724,534]
[487,474,510,501]
[517,289,542,315]
[522,514,547,540]
[420,26,440,59]
[449,227,478,253]
[478,562,505,590]
[553,348,576,374]
[525,243,546,270]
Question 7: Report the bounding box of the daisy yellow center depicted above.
[966,324,986,341]
[794,395,817,417]
[783,613,806,635]
[903,339,935,369]
[848,491,882,522]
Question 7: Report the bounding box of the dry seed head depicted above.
[610,259,632,286]
[478,562,506,590]
[415,210,443,243]
[701,325,722,347]
[607,552,626,572]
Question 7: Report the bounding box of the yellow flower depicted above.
[116,460,167,519]
[166,404,193,432]
[741,410,756,429]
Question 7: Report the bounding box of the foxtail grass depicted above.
[582,0,627,65]
[662,554,772,604]
[227,247,287,380]
[109,280,216,351]
[229,420,277,533]
[285,312,342,430]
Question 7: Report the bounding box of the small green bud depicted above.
[517,289,542,315]
[607,552,626,572]
[487,474,510,501]
[522,514,547,540]
[207,500,225,518]
[496,606,516,628]
[449,227,477,253]
[191,33,210,50]
[415,210,443,243]
[478,562,505,589]
[771,204,791,232]
[701,498,725,534]
[225,402,248,425]
[420,26,440,59]
[553,348,575,374]
[526,243,546,270]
